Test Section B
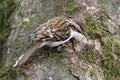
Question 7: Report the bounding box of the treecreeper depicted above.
[13,13,88,67]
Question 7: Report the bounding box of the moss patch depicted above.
[0,0,19,79]
[50,49,66,63]
[54,1,81,16]
[86,52,97,64]
[0,62,17,80]
[0,0,17,62]
[100,12,120,79]
[85,12,120,80]
[102,59,120,80]
[80,49,97,64]
[102,36,120,57]
[98,0,106,9]
[85,14,109,39]
[102,36,120,80]
[0,62,24,80]
[84,31,120,80]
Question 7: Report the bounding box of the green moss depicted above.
[103,60,120,80]
[80,36,120,80]
[90,64,102,77]
[0,62,17,80]
[0,0,16,27]
[54,1,81,16]
[0,0,18,62]
[101,12,111,21]
[111,37,120,56]
[0,59,25,80]
[81,50,97,64]
[85,15,109,39]
[85,12,120,80]
[83,35,120,80]
[98,0,111,20]
[50,50,66,63]
[103,36,120,57]
[79,48,97,64]
[102,36,120,80]
[0,0,19,79]
[86,53,97,64]
[98,0,106,9]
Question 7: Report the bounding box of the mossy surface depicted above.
[50,49,66,63]
[86,52,97,64]
[98,0,106,9]
[0,62,17,80]
[0,0,17,62]
[0,0,19,79]
[80,49,97,64]
[0,0,120,80]
[102,36,120,80]
[54,0,81,16]
[85,12,120,80]
[102,59,120,80]
[85,14,109,39]
[103,36,120,57]
[0,62,25,80]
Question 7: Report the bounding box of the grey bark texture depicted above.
[2,0,120,80]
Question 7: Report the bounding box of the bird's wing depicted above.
[29,16,71,41]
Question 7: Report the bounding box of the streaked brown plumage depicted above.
[29,15,84,42]
[14,15,86,67]
[29,16,71,41]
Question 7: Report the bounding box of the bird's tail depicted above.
[13,41,42,67]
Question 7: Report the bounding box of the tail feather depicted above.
[13,41,42,67]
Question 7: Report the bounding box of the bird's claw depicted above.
[57,44,67,51]
[65,19,74,25]
[57,46,62,51]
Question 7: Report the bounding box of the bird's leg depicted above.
[68,29,87,52]
[70,39,76,52]
[57,45,64,51]
[57,44,68,51]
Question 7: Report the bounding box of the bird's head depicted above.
[28,30,43,41]
[28,29,54,41]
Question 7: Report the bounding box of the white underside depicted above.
[39,29,87,48]
[13,29,87,67]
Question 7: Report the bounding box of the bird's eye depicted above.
[28,31,38,40]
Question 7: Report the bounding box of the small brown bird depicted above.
[13,16,87,67]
